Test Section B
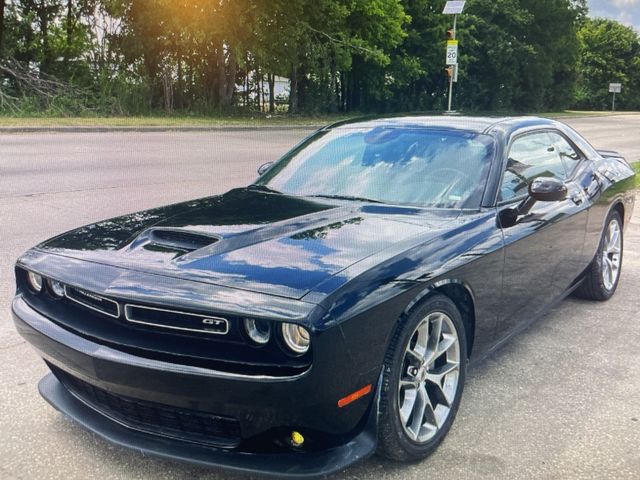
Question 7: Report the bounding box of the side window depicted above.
[500,132,568,202]
[548,131,581,176]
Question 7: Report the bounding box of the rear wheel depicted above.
[377,294,467,461]
[574,210,623,301]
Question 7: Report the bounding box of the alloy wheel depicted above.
[398,312,460,443]
[601,219,622,291]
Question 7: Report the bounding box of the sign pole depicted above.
[609,83,622,112]
[447,14,457,112]
[612,92,616,112]
[443,1,465,113]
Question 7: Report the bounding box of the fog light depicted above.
[49,279,65,298]
[290,431,304,447]
[244,318,271,345]
[281,323,310,354]
[27,272,43,293]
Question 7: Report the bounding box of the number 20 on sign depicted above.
[446,40,459,65]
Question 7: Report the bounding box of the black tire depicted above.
[377,294,467,462]
[574,210,623,301]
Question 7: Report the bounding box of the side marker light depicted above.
[337,384,372,408]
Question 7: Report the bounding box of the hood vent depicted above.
[134,228,220,253]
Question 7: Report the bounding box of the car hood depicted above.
[36,188,459,299]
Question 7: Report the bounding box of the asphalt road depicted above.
[0,114,639,480]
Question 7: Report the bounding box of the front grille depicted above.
[124,304,229,335]
[16,267,312,376]
[64,285,120,318]
[51,366,242,448]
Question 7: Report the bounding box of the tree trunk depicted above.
[163,72,173,113]
[289,66,298,113]
[40,9,51,73]
[176,59,183,110]
[143,52,159,109]
[0,0,5,56]
[345,71,353,112]
[244,63,249,107]
[335,70,342,112]
[340,72,346,112]
[226,49,236,106]
[268,73,275,113]
[330,61,337,113]
[187,62,194,110]
[297,67,306,113]
[217,44,226,109]
[207,40,220,107]
[256,67,262,112]
[218,46,236,109]
[64,0,72,69]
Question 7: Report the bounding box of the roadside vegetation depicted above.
[0,114,348,127]
[0,110,635,129]
[0,1,639,118]
[633,162,640,189]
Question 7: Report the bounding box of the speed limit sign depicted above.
[446,40,459,65]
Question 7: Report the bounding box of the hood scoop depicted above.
[128,228,221,254]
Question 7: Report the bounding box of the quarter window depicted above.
[548,132,581,176]
[500,132,569,202]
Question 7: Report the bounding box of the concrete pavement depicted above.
[0,114,638,479]
[561,114,640,163]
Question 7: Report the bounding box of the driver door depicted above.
[495,130,588,341]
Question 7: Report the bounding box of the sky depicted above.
[588,0,640,31]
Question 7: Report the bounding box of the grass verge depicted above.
[0,115,347,128]
[0,111,637,128]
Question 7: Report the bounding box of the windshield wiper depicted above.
[308,194,383,204]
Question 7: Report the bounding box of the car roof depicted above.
[326,115,559,136]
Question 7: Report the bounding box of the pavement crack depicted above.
[0,179,205,200]
[0,339,26,350]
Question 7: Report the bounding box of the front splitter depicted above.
[38,373,378,479]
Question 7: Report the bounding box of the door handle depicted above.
[596,167,616,183]
[570,192,584,205]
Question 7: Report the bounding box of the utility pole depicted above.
[443,1,465,113]
[447,15,457,112]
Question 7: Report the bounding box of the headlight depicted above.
[281,323,310,354]
[27,272,43,293]
[49,279,65,298]
[244,318,271,345]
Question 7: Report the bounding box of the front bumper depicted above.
[38,374,376,478]
[13,295,379,478]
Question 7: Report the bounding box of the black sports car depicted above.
[13,116,635,478]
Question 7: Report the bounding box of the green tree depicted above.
[0,0,636,116]
[383,0,450,111]
[338,0,410,112]
[518,0,582,109]
[575,18,640,110]
[459,0,581,112]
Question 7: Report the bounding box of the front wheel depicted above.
[377,294,467,461]
[574,210,623,301]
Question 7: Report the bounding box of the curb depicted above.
[0,125,323,133]
[0,112,637,133]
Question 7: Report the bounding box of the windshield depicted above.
[258,126,496,209]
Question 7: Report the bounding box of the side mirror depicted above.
[528,177,567,202]
[257,162,274,176]
[499,177,568,228]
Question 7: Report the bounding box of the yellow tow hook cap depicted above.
[290,431,304,447]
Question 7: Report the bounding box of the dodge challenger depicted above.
[12,116,635,478]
